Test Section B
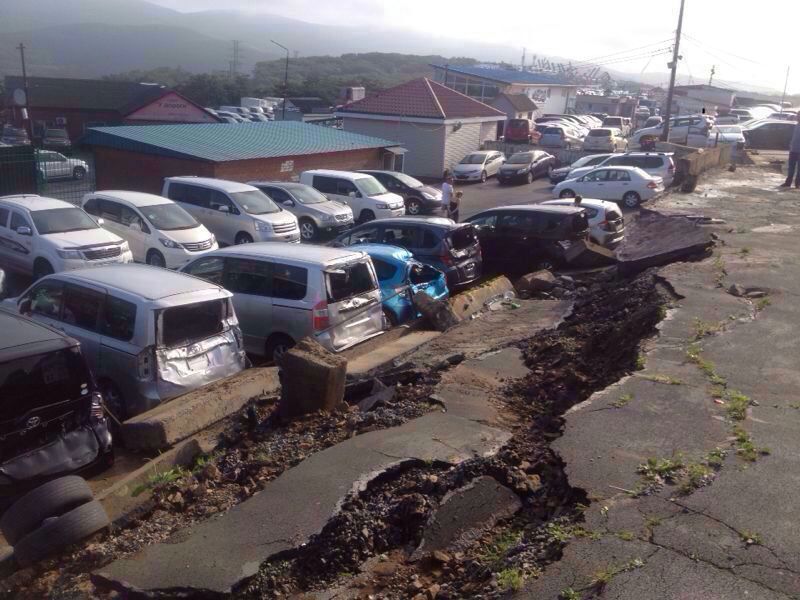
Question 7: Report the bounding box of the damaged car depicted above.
[3,264,247,420]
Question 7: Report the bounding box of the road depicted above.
[456,175,554,220]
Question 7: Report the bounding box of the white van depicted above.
[82,191,218,269]
[162,177,300,246]
[299,170,405,223]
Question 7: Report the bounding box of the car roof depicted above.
[356,216,458,228]
[353,243,413,262]
[0,194,74,211]
[476,204,586,215]
[164,177,258,193]
[301,169,374,180]
[211,242,366,265]
[54,264,226,301]
[90,190,172,207]
[542,199,619,211]
[247,181,313,190]
[0,308,76,362]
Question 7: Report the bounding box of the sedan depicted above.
[743,120,796,150]
[358,170,443,216]
[553,166,664,208]
[549,153,615,184]
[497,151,556,184]
[452,151,506,183]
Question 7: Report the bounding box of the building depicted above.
[671,84,736,115]
[336,78,506,178]
[3,76,219,142]
[574,94,636,117]
[430,64,579,115]
[490,93,538,137]
[81,121,402,194]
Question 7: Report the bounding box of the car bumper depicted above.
[498,171,529,182]
[376,207,406,219]
[454,171,483,181]
[162,245,219,269]
[593,229,625,248]
[256,230,301,243]
[59,250,134,271]
[446,258,482,287]
[320,221,354,235]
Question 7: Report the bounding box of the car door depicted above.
[121,205,151,261]
[95,198,128,248]
[8,210,35,273]
[494,211,539,271]
[0,206,16,270]
[605,169,632,200]
[465,212,500,269]
[168,183,218,241]
[221,256,273,355]
[206,189,240,246]
[334,179,363,215]
[58,282,105,368]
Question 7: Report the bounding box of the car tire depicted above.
[265,334,295,365]
[526,172,533,184]
[235,232,254,245]
[382,307,398,328]
[0,477,94,546]
[33,259,54,281]
[359,209,376,223]
[72,166,86,180]
[480,171,487,183]
[299,218,318,241]
[146,249,166,268]
[623,191,642,208]
[99,379,126,425]
[406,199,423,216]
[14,500,110,566]
[559,189,576,198]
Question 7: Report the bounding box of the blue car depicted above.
[358,244,449,326]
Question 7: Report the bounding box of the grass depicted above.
[725,389,751,421]
[635,354,647,370]
[706,447,728,468]
[645,516,663,530]
[678,463,714,495]
[612,393,634,408]
[637,456,684,484]
[732,426,770,462]
[756,297,772,311]
[740,530,763,546]
[693,318,725,340]
[591,559,645,589]
[131,465,189,497]
[560,588,581,600]
[616,530,635,541]
[642,374,684,385]
[713,255,727,286]
[497,568,524,591]
[481,528,523,564]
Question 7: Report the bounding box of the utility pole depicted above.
[661,0,686,142]
[16,43,33,143]
[522,47,526,70]
[708,65,715,86]
[271,40,290,121]
[231,40,241,77]
[780,66,790,114]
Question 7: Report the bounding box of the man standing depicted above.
[441,175,454,216]
[781,113,800,188]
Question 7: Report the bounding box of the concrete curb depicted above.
[448,276,515,320]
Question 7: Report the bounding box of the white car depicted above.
[549,153,616,184]
[299,170,405,222]
[542,198,625,247]
[552,166,664,208]
[452,151,506,183]
[539,125,584,149]
[714,115,741,125]
[36,150,90,181]
[631,115,710,148]
[710,125,746,149]
[0,194,133,279]
[583,128,628,153]
[81,191,218,269]
[567,152,676,187]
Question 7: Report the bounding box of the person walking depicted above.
[781,113,800,188]
[441,175,454,217]
[449,190,463,222]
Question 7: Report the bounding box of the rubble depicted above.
[413,291,461,332]
[514,270,556,294]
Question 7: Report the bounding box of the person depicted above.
[573,195,583,206]
[781,113,800,188]
[441,175,454,216]
[449,190,462,222]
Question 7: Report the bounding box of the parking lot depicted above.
[457,175,554,220]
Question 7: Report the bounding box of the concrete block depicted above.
[278,338,347,419]
[515,270,556,294]
[413,291,460,332]
[448,276,514,320]
[122,368,280,451]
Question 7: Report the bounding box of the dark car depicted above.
[330,217,482,287]
[42,128,71,151]
[465,205,590,276]
[0,308,113,498]
[358,170,443,216]
[497,150,556,185]
[504,119,541,144]
[1,125,30,146]
[743,120,795,150]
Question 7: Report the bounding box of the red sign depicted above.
[126,92,217,123]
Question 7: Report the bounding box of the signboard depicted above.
[125,92,218,123]
[280,160,294,173]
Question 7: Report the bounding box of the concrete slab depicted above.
[448,276,515,320]
[346,331,440,374]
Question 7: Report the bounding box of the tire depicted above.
[146,249,166,268]
[383,307,398,328]
[72,166,86,180]
[406,199,423,216]
[265,334,294,365]
[235,232,254,245]
[14,500,110,566]
[526,172,533,184]
[359,210,376,224]
[559,189,576,199]
[480,171,487,183]
[623,191,642,208]
[299,218,318,241]
[99,379,126,423]
[0,477,93,546]
[33,259,54,281]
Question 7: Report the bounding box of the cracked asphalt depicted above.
[517,154,800,599]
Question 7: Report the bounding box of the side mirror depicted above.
[97,217,105,226]
[218,205,230,213]
[16,226,31,236]
[348,191,358,198]
[129,220,141,231]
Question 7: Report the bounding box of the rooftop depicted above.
[0,194,74,211]
[352,243,414,262]
[212,242,365,265]
[430,64,575,86]
[82,122,399,162]
[492,93,538,112]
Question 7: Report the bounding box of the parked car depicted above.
[0,195,133,279]
[5,265,247,419]
[41,129,71,151]
[567,152,676,187]
[465,205,590,275]
[0,308,113,497]
[215,111,246,123]
[710,125,746,151]
[182,244,385,362]
[644,116,664,128]
[714,114,740,125]
[358,170,443,216]
[330,217,482,288]
[355,244,448,326]
[602,116,631,136]
[743,120,796,149]
[299,170,405,222]
[549,153,615,184]
[35,150,89,181]
[1,125,30,146]
[583,128,628,153]
[452,151,506,183]
[248,181,353,241]
[630,115,709,148]
[504,119,542,144]
[553,166,664,208]
[539,125,583,149]
[81,191,218,268]
[768,111,797,121]
[497,151,556,184]
[162,177,300,246]
[730,108,754,122]
[542,198,625,247]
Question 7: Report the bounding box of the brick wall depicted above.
[213,148,384,182]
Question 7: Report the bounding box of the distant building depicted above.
[574,94,636,117]
[490,93,539,138]
[672,84,736,115]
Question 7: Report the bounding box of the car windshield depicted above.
[508,119,528,128]
[460,154,486,164]
[507,152,534,164]
[589,129,613,137]
[288,186,328,204]
[390,172,424,188]
[142,203,199,230]
[356,177,388,196]
[32,207,99,234]
[231,190,280,215]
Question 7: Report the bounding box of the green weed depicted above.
[678,463,714,495]
[642,374,684,385]
[497,568,524,591]
[635,354,646,370]
[131,465,189,497]
[693,318,724,340]
[637,456,684,484]
[560,588,581,600]
[616,530,635,541]
[732,426,770,462]
[725,389,751,421]
[756,297,772,311]
[706,447,728,468]
[740,530,763,546]
[612,393,634,408]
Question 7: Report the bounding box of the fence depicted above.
[0,145,96,205]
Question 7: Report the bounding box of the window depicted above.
[99,200,123,223]
[381,226,418,249]
[10,212,30,232]
[499,212,539,232]
[347,226,380,245]
[62,285,103,331]
[231,190,279,215]
[161,299,225,347]
[208,190,238,214]
[141,203,197,231]
[223,258,270,297]
[583,170,608,182]
[184,256,225,285]
[101,295,136,341]
[262,187,293,204]
[312,176,339,194]
[336,180,359,196]
[271,263,307,300]
[169,183,211,209]
[642,157,664,169]
[31,208,98,235]
[467,214,498,228]
[371,257,397,282]
[326,261,375,303]
[0,208,8,228]
[83,198,100,216]
[584,207,599,219]
[420,229,440,249]
[28,281,63,319]
[120,206,148,232]
[606,170,631,182]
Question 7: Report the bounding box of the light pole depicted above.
[271,40,290,121]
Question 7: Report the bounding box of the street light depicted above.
[271,40,290,121]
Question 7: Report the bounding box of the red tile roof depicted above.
[339,78,505,120]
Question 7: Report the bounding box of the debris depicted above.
[728,284,746,297]
[413,291,461,332]
[432,550,452,563]
[744,290,767,299]
[515,270,556,294]
[358,384,396,412]
[278,338,347,419]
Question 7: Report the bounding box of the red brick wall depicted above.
[213,148,384,182]
[93,147,215,194]
[25,108,122,141]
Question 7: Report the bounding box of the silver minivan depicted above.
[182,243,385,362]
[3,264,247,419]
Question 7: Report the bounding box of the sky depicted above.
[149,0,798,93]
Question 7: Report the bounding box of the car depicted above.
[583,128,628,153]
[330,217,482,288]
[162,177,300,246]
[644,116,664,128]
[542,198,625,247]
[504,119,542,144]
[497,151,556,184]
[768,112,797,121]
[0,195,133,279]
[358,170,443,216]
[539,125,583,149]
[81,191,218,268]
[248,181,354,241]
[549,153,616,184]
[464,205,590,275]
[41,129,71,151]
[602,116,631,137]
[0,125,30,146]
[215,111,246,123]
[730,108,754,121]
[299,170,406,222]
[355,244,448,326]
[743,120,796,149]
[630,115,709,148]
[539,117,589,137]
[182,244,385,361]
[710,125,746,151]
[714,114,740,125]
[5,264,247,419]
[553,165,664,208]
[0,308,113,498]
[567,152,676,187]
[35,150,89,181]
[452,151,505,183]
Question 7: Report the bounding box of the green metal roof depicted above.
[81,122,399,163]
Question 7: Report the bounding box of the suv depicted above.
[566,152,675,186]
[36,150,89,181]
[601,116,631,136]
[249,181,354,241]
[42,129,71,151]
[0,195,133,280]
[583,128,628,153]
[330,217,482,288]
[358,170,443,216]
[162,177,300,246]
[300,170,405,223]
[0,308,113,497]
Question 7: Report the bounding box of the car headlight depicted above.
[322,214,336,222]
[159,238,182,249]
[120,241,130,253]
[254,220,272,232]
[56,248,82,259]
[210,233,216,244]
[517,168,528,175]
[375,203,390,210]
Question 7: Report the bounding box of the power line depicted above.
[587,48,672,69]
[572,39,674,67]
[681,33,759,65]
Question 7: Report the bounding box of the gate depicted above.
[0,145,96,205]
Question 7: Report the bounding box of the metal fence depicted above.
[0,145,96,205]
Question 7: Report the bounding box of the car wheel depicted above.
[559,189,576,199]
[359,209,376,223]
[480,170,487,183]
[235,232,254,245]
[0,477,94,546]
[526,172,533,184]
[72,166,86,180]
[266,334,295,365]
[299,218,318,241]
[146,249,166,268]
[623,191,642,208]
[14,500,110,566]
[382,307,398,328]
[406,199,423,215]
[33,259,54,281]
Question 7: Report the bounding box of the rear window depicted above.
[508,119,529,128]
[161,299,226,347]
[326,261,376,303]
[449,225,478,250]
[589,129,613,137]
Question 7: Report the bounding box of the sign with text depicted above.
[125,92,218,123]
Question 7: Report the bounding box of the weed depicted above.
[642,374,684,385]
[645,516,663,530]
[693,318,724,340]
[637,456,684,484]
[756,297,772,311]
[740,530,763,546]
[713,255,727,286]
[740,247,751,256]
[732,426,770,462]
[546,522,575,543]
[497,568,524,591]
[481,528,523,564]
[706,447,728,468]
[131,465,189,497]
[591,559,645,589]
[635,354,646,370]
[560,588,581,600]
[789,403,800,410]
[612,393,634,408]
[678,463,714,495]
[657,305,668,320]
[725,389,751,421]
[616,530,635,541]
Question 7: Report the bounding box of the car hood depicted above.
[567,166,596,179]
[551,166,572,175]
[370,192,404,204]
[42,228,123,248]
[500,163,531,171]
[253,212,298,226]
[311,201,353,217]
[453,163,483,172]
[159,224,213,244]
[417,185,442,199]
